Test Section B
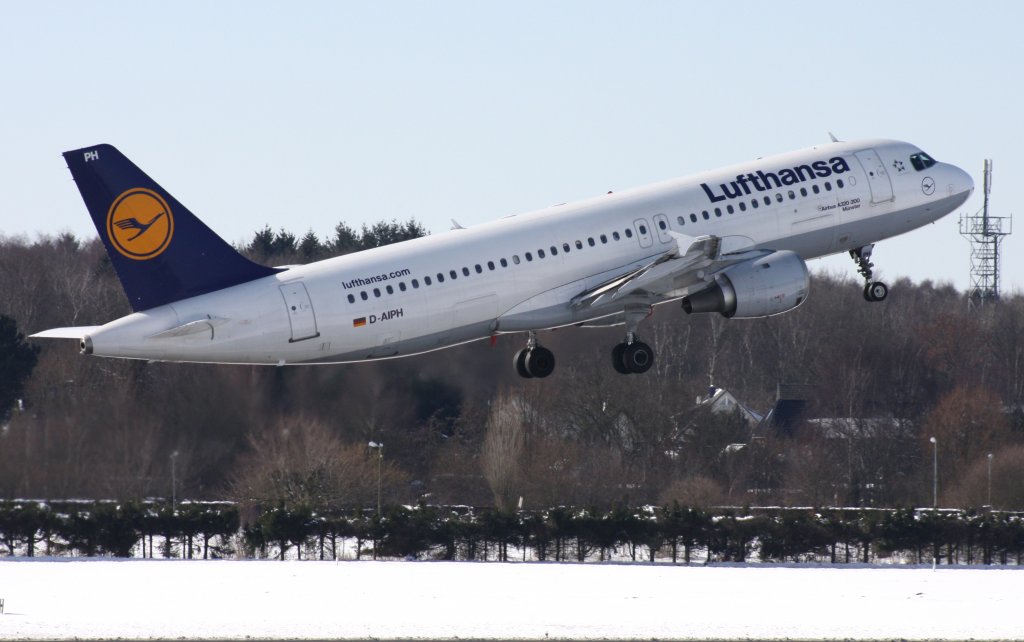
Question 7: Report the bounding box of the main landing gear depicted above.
[513,331,555,379]
[611,304,654,375]
[850,244,888,302]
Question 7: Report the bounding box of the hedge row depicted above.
[2,501,1023,565]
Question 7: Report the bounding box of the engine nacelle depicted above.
[681,250,809,318]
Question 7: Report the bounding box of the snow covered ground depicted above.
[0,560,1021,640]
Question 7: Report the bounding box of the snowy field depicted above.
[0,560,1021,641]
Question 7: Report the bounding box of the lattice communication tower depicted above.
[959,159,1012,309]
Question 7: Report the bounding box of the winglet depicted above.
[62,145,282,311]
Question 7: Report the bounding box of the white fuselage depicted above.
[82,139,973,364]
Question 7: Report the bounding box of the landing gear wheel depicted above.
[611,343,630,375]
[864,281,888,302]
[622,341,654,374]
[514,348,533,379]
[524,346,555,378]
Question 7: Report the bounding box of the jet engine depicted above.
[681,250,809,318]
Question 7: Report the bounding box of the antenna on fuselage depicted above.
[828,131,840,143]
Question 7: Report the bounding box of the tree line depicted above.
[1,223,1023,514]
[2,500,1023,566]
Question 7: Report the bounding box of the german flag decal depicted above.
[353,317,367,328]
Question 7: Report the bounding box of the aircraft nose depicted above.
[956,165,974,197]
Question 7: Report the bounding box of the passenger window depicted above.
[775,193,784,203]
[715,207,722,217]
[824,182,832,191]
[739,202,747,212]
[424,276,432,285]
[625,228,633,238]
[702,211,709,220]
[751,199,759,209]
[347,293,355,303]
[727,204,734,214]
[812,184,820,194]
[800,187,808,197]
[639,224,648,234]
[373,288,381,297]
[462,267,470,276]
[538,249,545,258]
[361,291,368,300]
[513,255,520,264]
[600,234,607,243]
[563,242,571,252]
[502,258,509,267]
[550,246,558,255]
[450,270,458,279]
[658,220,667,230]
[412,279,420,288]
[612,231,620,240]
[837,179,844,189]
[763,196,771,206]
[690,213,697,222]
[475,264,482,273]
[386,285,394,294]
[575,240,583,249]
[588,238,595,247]
[437,273,445,282]
[788,190,796,200]
[677,216,685,226]
[525,252,533,261]
[487,261,494,270]
[399,282,406,292]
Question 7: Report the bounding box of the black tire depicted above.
[863,283,873,302]
[525,346,555,378]
[514,348,533,378]
[623,341,654,374]
[612,343,631,374]
[867,281,888,302]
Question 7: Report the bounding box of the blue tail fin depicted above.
[63,144,281,311]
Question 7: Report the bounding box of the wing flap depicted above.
[571,234,723,309]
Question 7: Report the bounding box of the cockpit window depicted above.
[910,152,937,171]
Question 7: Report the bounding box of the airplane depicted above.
[32,139,974,378]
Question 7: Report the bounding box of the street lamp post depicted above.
[987,453,994,508]
[929,437,937,509]
[368,441,383,515]
[170,450,179,512]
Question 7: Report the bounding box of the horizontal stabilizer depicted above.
[30,326,101,339]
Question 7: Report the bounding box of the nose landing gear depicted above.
[850,244,888,302]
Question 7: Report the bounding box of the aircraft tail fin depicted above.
[62,144,281,311]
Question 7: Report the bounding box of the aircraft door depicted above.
[854,149,894,204]
[633,218,653,248]
[279,282,320,342]
[652,213,673,244]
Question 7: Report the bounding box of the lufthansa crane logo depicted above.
[921,176,936,196]
[106,188,174,260]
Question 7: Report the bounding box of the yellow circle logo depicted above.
[106,188,174,260]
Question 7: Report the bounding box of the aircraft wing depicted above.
[570,233,767,309]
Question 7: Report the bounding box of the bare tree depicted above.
[481,392,525,510]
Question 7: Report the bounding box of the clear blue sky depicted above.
[2,1,1020,292]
